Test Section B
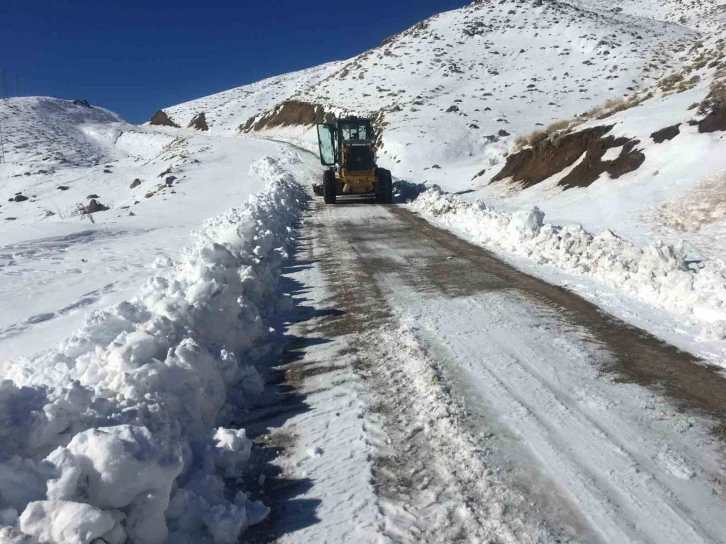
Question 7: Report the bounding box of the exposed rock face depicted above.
[698,107,726,133]
[72,99,92,108]
[148,110,180,128]
[651,124,681,143]
[12,195,29,202]
[241,100,335,133]
[492,125,645,190]
[85,199,109,214]
[188,112,209,131]
[130,179,141,189]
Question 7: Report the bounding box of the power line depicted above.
[0,69,6,163]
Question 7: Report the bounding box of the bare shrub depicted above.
[659,72,685,91]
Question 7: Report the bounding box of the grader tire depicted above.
[376,169,393,204]
[323,170,336,204]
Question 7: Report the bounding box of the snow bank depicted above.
[412,187,726,340]
[0,152,307,543]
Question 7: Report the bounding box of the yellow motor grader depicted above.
[315,117,393,204]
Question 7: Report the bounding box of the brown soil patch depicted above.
[148,110,180,128]
[560,138,645,190]
[188,112,209,131]
[651,123,681,143]
[242,100,335,133]
[493,125,644,190]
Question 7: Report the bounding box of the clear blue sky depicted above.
[1,0,465,124]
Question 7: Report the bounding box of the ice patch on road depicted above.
[412,187,726,341]
[0,154,306,543]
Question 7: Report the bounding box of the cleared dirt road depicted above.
[249,200,726,544]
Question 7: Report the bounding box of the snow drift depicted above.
[412,187,726,340]
[0,153,307,543]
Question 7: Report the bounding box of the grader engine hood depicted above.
[342,141,376,171]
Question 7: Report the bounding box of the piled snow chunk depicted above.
[0,153,306,543]
[43,425,183,544]
[19,501,121,544]
[412,187,726,338]
[205,428,253,478]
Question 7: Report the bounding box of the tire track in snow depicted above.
[307,202,580,543]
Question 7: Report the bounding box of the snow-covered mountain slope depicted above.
[0,97,122,167]
[158,0,693,171]
[159,61,343,135]
[1,97,257,226]
[569,0,726,30]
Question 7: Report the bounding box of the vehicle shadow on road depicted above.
[238,234,345,541]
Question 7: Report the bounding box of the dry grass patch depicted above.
[512,94,644,152]
[656,172,726,231]
[659,72,685,92]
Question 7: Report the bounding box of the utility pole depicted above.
[0,115,5,164]
[0,69,6,163]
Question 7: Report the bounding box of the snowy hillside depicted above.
[159,62,343,135]
[158,0,693,175]
[0,97,122,166]
[0,96,310,358]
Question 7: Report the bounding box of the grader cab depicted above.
[316,117,393,204]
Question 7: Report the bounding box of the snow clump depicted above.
[412,187,726,339]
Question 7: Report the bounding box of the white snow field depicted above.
[0,97,310,543]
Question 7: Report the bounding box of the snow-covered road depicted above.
[251,191,726,543]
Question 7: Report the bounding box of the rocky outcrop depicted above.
[188,112,209,131]
[241,100,335,133]
[85,199,109,214]
[651,124,681,143]
[698,107,726,133]
[492,125,645,190]
[148,110,180,128]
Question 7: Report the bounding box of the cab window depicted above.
[341,123,372,141]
